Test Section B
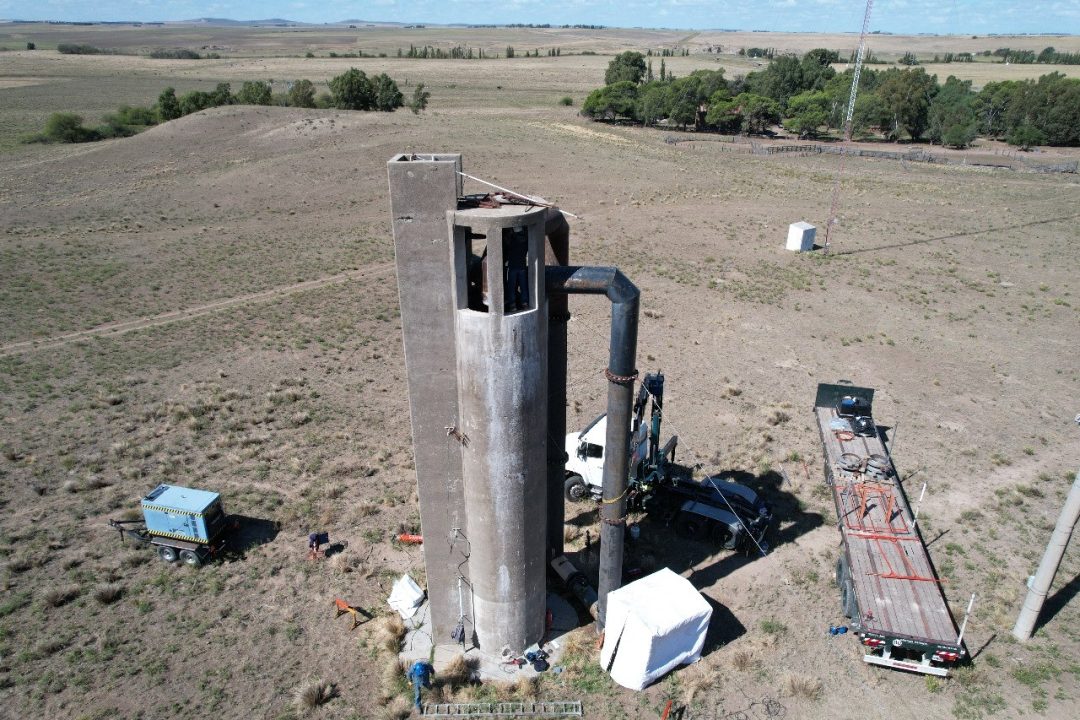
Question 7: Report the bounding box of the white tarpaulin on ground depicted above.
[599,567,712,690]
[387,574,425,619]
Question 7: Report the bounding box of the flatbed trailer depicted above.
[814,384,966,676]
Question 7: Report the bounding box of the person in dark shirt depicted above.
[504,227,529,311]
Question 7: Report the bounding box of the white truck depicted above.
[563,372,772,553]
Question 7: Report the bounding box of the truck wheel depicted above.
[676,516,704,539]
[712,524,734,549]
[564,475,588,503]
[179,549,201,567]
[158,546,178,563]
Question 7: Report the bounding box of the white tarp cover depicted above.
[599,567,712,690]
[387,574,425,619]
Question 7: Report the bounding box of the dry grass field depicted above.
[1,23,1080,720]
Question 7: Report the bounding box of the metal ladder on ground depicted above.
[421,701,583,717]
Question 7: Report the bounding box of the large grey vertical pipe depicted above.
[545,209,571,560]
[449,205,549,653]
[1013,470,1080,641]
[386,154,471,644]
[545,266,639,630]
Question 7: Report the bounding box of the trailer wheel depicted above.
[158,546,178,563]
[179,549,201,567]
[841,579,857,619]
[564,475,589,503]
[835,556,846,587]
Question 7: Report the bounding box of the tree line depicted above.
[28,68,431,144]
[581,50,1080,148]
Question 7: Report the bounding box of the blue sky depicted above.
[1,1,1078,35]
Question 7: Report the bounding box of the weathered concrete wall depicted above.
[450,205,549,653]
[387,154,471,643]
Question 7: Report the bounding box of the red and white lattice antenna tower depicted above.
[824,0,874,251]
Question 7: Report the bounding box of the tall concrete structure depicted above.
[449,205,549,652]
[387,154,471,647]
[388,153,639,654]
[388,155,550,654]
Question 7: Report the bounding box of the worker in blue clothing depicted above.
[409,660,434,710]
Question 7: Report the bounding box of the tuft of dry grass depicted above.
[729,648,757,673]
[330,553,357,574]
[765,408,791,426]
[378,696,412,720]
[509,676,539,701]
[92,584,123,604]
[43,584,81,607]
[681,658,721,704]
[376,614,407,654]
[439,654,476,691]
[294,679,338,712]
[782,672,823,701]
[379,657,408,705]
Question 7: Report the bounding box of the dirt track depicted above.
[0,264,394,357]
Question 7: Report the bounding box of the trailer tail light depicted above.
[933,651,960,663]
[862,638,885,648]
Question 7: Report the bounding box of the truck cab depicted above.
[564,414,616,501]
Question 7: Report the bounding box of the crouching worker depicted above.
[409,660,434,710]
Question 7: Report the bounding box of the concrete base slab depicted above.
[400,592,583,682]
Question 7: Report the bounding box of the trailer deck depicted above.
[814,385,964,675]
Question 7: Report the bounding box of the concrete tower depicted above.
[449,205,549,652]
[388,155,549,656]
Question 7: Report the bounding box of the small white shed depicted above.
[599,568,712,690]
[786,221,816,252]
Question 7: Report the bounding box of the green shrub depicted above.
[235,80,272,105]
[559,96,573,106]
[409,83,430,114]
[43,112,98,143]
[57,43,105,55]
[149,48,202,59]
[1008,124,1047,149]
[286,79,317,108]
[26,42,35,50]
[102,104,159,136]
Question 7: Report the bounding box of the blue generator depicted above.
[141,484,227,546]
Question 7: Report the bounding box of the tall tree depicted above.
[157,87,181,121]
[287,79,317,108]
[873,67,938,140]
[927,76,977,147]
[974,80,1020,138]
[329,68,375,110]
[605,51,647,85]
[373,74,404,111]
[785,91,830,138]
[235,80,272,105]
[581,81,639,120]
